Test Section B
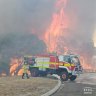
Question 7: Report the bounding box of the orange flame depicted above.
[80,56,91,69]
[10,57,31,76]
[44,0,69,53]
[10,57,23,76]
[43,0,94,70]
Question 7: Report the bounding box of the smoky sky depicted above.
[67,0,96,42]
[0,0,55,36]
[0,0,96,41]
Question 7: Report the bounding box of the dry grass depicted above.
[0,76,58,96]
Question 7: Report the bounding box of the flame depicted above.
[43,0,93,70]
[10,57,23,76]
[10,57,31,76]
[80,56,92,69]
[18,69,23,76]
[44,0,70,53]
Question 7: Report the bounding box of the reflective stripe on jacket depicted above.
[22,64,29,73]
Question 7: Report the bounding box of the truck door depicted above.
[49,56,59,69]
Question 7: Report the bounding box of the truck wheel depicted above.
[70,75,77,81]
[60,71,68,81]
[31,69,39,77]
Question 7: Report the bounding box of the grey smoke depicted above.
[62,0,96,66]
[0,0,54,36]
[67,0,96,41]
[0,0,95,47]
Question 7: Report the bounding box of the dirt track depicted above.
[0,76,57,96]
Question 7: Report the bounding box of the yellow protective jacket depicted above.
[22,64,29,73]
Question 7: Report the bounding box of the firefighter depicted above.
[22,60,29,79]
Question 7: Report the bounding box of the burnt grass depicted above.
[0,76,57,96]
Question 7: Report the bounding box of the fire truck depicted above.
[24,54,82,81]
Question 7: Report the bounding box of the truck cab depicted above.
[58,54,82,81]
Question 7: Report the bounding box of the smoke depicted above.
[57,1,96,53]
[0,0,95,50]
[0,32,46,74]
[63,0,96,66]
[0,0,54,73]
[67,0,96,41]
[0,0,54,35]
[0,0,96,73]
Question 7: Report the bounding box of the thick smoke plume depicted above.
[0,0,52,74]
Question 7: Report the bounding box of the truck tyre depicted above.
[60,71,68,81]
[70,75,77,81]
[31,69,39,77]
